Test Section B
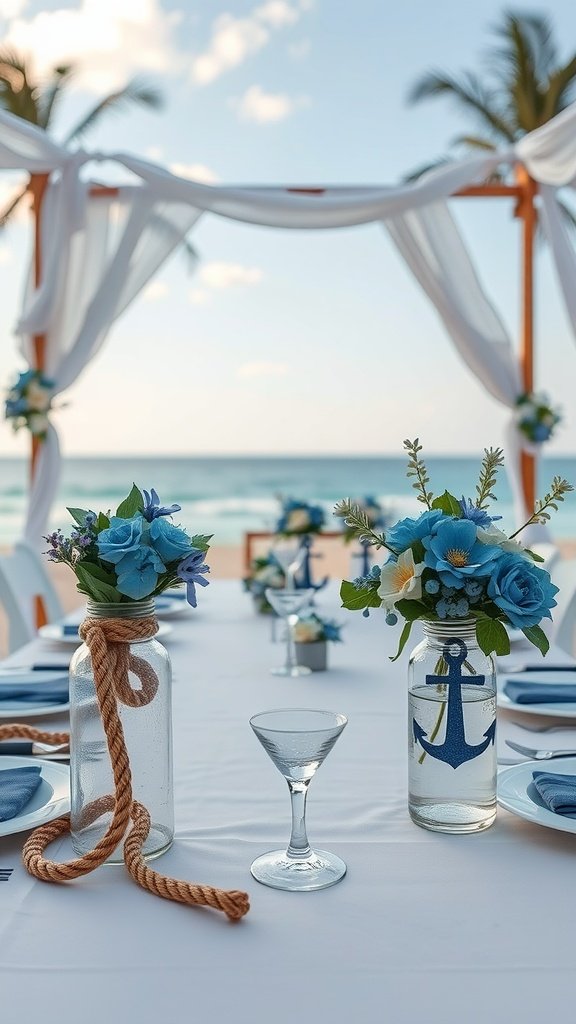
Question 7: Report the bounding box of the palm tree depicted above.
[407,10,576,175]
[0,50,163,225]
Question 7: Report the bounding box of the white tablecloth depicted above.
[1,582,575,1024]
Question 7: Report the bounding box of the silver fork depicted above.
[505,739,576,760]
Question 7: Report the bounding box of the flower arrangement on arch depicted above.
[5,369,54,438]
[243,554,286,613]
[335,439,573,660]
[44,485,211,606]
[292,612,343,645]
[515,392,561,444]
[275,497,325,536]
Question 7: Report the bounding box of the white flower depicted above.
[476,525,527,557]
[27,412,49,435]
[377,549,423,611]
[286,508,311,532]
[26,380,52,412]
[293,620,323,643]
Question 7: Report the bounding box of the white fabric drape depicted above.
[18,179,201,544]
[0,100,575,541]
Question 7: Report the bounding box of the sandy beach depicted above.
[0,537,575,657]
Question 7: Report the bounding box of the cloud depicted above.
[231,84,308,124]
[189,261,263,305]
[237,361,289,379]
[169,162,219,184]
[4,0,182,94]
[142,280,169,301]
[0,0,27,18]
[191,1,305,85]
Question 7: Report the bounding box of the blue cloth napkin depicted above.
[532,772,576,817]
[0,673,69,704]
[0,766,42,821]
[503,680,576,705]
[62,624,79,636]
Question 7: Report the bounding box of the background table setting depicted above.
[1,578,576,1024]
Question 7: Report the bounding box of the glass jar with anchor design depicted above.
[408,620,497,834]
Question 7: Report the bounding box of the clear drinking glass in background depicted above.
[249,708,348,890]
[265,587,314,677]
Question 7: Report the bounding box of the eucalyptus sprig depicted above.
[475,447,505,509]
[404,438,433,509]
[334,499,397,555]
[509,476,574,539]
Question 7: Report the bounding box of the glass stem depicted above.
[286,781,312,859]
[284,614,298,672]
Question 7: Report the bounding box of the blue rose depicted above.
[97,515,144,565]
[149,518,192,563]
[116,547,166,600]
[385,509,446,553]
[487,553,558,628]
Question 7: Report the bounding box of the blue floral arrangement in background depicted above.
[292,612,343,644]
[515,392,561,444]
[275,497,325,536]
[243,553,286,613]
[44,485,211,606]
[5,369,54,439]
[335,439,573,660]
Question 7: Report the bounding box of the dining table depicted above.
[1,579,575,1024]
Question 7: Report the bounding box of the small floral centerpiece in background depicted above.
[515,392,561,444]
[5,369,54,438]
[243,554,286,613]
[292,613,342,645]
[45,485,211,606]
[335,439,573,660]
[275,497,325,536]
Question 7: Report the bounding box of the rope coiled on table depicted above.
[0,615,249,922]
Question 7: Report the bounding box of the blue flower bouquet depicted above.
[515,392,561,444]
[45,485,211,607]
[243,554,286,614]
[275,497,325,536]
[335,440,573,660]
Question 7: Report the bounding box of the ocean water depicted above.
[0,455,575,546]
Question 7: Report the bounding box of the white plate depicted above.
[498,757,576,835]
[0,756,70,838]
[38,622,173,644]
[497,673,576,719]
[0,670,70,719]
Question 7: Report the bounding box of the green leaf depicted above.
[521,623,549,656]
[66,506,89,527]
[340,580,381,612]
[189,534,212,552]
[78,561,117,587]
[97,511,110,531]
[476,617,510,656]
[524,548,545,563]
[410,539,425,563]
[115,484,143,520]
[75,563,121,603]
[389,620,414,662]
[395,599,428,622]
[431,490,461,516]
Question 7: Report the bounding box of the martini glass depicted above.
[265,587,314,677]
[249,709,348,890]
[271,538,306,590]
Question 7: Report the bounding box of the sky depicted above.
[0,0,575,457]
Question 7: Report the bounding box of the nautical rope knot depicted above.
[17,613,249,923]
